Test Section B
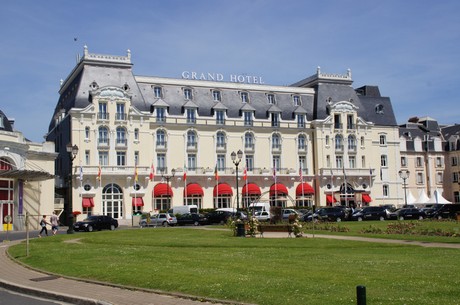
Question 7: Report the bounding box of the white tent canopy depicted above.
[415,189,430,205]
[406,191,417,204]
[426,189,452,204]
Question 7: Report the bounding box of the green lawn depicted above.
[8,225,460,305]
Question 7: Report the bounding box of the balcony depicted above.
[298,145,307,153]
[116,138,128,147]
[244,143,255,153]
[156,141,167,151]
[187,141,198,151]
[244,120,253,127]
[97,137,110,148]
[216,142,227,152]
[272,144,282,153]
[335,144,344,153]
[97,112,109,121]
[115,113,127,121]
[348,145,357,153]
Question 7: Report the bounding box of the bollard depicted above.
[236,223,246,237]
[357,285,366,305]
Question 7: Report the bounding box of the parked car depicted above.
[73,215,118,232]
[206,210,233,224]
[254,211,271,222]
[306,207,346,222]
[139,213,177,227]
[176,213,209,226]
[351,206,387,221]
[425,204,460,219]
[396,208,426,220]
[281,209,303,220]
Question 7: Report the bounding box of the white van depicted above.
[168,205,198,215]
[248,202,271,221]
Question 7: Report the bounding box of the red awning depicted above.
[326,195,337,204]
[296,182,315,196]
[132,197,144,207]
[362,193,372,203]
[184,183,204,197]
[82,197,94,208]
[269,183,288,196]
[153,183,173,197]
[242,183,261,196]
[213,183,233,196]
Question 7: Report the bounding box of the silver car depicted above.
[139,213,177,227]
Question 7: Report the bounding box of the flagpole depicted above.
[330,168,334,207]
[300,165,304,207]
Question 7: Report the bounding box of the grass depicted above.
[8,224,460,305]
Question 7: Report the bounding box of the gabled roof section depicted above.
[151,98,170,107]
[240,103,256,112]
[183,100,199,108]
[267,104,282,113]
[212,101,228,110]
[293,105,308,114]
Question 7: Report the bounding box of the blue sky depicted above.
[1,0,459,142]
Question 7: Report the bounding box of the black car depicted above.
[205,210,233,224]
[396,208,426,220]
[176,213,209,226]
[73,215,118,232]
[425,204,460,219]
[311,207,346,222]
[351,206,387,221]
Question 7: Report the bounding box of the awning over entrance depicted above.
[184,183,204,197]
[242,183,261,196]
[153,183,173,197]
[132,197,144,207]
[0,169,54,181]
[362,193,372,203]
[213,183,233,196]
[296,182,314,196]
[269,183,288,196]
[82,197,94,208]
[326,195,338,204]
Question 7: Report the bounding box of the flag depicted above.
[214,164,219,181]
[243,166,247,181]
[134,165,138,183]
[272,160,277,181]
[299,165,303,182]
[97,164,101,180]
[183,164,187,180]
[79,166,83,181]
[149,163,155,181]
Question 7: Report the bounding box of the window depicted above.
[245,132,254,150]
[361,156,366,168]
[117,151,126,166]
[382,184,389,197]
[85,127,90,140]
[187,154,197,171]
[454,191,460,204]
[299,156,307,175]
[335,156,343,169]
[436,157,443,167]
[326,155,331,168]
[293,95,301,106]
[184,88,192,100]
[116,103,126,120]
[347,115,354,130]
[381,155,388,167]
[217,154,225,171]
[267,94,275,104]
[241,92,249,103]
[271,113,279,127]
[186,108,196,124]
[99,151,108,166]
[156,107,166,122]
[85,150,90,165]
[273,156,281,171]
[361,136,365,147]
[156,129,166,146]
[335,135,343,151]
[98,126,109,145]
[216,110,225,125]
[401,156,407,167]
[116,127,127,145]
[436,172,443,184]
[451,156,458,166]
[246,155,254,171]
[379,135,387,145]
[453,172,459,183]
[212,90,221,101]
[154,86,162,98]
[325,135,330,146]
[416,172,424,184]
[334,114,341,129]
[348,135,356,151]
[297,114,305,128]
[187,130,197,148]
[349,156,356,169]
[216,131,226,149]
[375,104,384,114]
[272,133,281,150]
[0,115,3,128]
[98,102,108,120]
[243,111,253,126]
[134,151,139,166]
[298,134,306,150]
[157,154,166,172]
[416,157,423,167]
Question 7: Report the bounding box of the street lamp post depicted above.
[66,143,79,234]
[398,169,410,208]
[162,168,176,206]
[231,150,243,214]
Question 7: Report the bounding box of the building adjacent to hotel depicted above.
[46,47,406,225]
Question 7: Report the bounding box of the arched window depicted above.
[116,126,127,145]
[102,184,123,219]
[244,132,254,150]
[335,134,343,150]
[348,135,356,151]
[156,129,166,146]
[216,131,226,149]
[272,133,281,150]
[298,134,306,150]
[187,130,197,148]
[98,126,109,145]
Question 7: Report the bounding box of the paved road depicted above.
[0,287,73,305]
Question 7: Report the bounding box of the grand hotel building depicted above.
[46,47,405,225]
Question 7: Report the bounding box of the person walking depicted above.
[50,211,60,235]
[38,215,50,237]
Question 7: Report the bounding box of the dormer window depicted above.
[267,94,275,104]
[184,88,193,100]
[293,95,301,106]
[375,104,384,114]
[243,111,253,126]
[154,86,162,98]
[212,90,221,101]
[240,92,249,103]
[271,113,279,127]
[297,114,305,128]
[186,108,196,124]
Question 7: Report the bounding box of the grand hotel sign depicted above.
[181,71,264,84]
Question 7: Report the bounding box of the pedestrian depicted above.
[50,211,60,235]
[38,215,50,237]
